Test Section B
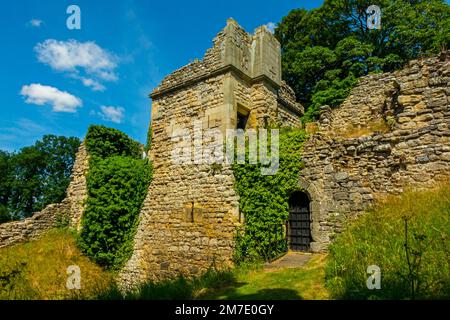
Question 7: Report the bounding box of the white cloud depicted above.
[29,19,43,27]
[20,83,82,113]
[265,22,276,34]
[80,77,106,91]
[34,39,118,90]
[99,106,125,123]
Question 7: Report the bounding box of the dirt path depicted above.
[264,251,312,270]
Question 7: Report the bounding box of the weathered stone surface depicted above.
[65,142,89,231]
[300,54,450,251]
[0,204,64,248]
[118,19,304,291]
[334,172,349,181]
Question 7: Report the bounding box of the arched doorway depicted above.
[287,191,312,251]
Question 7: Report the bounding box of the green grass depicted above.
[0,229,115,300]
[198,254,329,300]
[325,183,450,300]
[0,229,329,300]
[99,254,329,300]
[98,268,238,300]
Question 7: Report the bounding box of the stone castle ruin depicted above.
[119,18,304,288]
[0,19,448,290]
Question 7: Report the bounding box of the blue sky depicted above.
[0,0,324,151]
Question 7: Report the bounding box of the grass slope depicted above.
[326,183,450,300]
[0,229,114,300]
[0,229,328,300]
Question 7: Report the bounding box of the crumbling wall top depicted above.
[150,18,283,99]
[279,80,304,115]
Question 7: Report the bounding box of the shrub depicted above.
[85,125,142,161]
[78,156,152,269]
[232,128,306,262]
[325,183,450,299]
[145,124,152,153]
[80,125,152,269]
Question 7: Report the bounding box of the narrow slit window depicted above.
[237,112,248,130]
[237,105,250,130]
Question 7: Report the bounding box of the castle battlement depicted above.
[151,18,283,97]
[150,18,303,141]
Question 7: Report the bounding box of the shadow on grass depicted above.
[97,269,238,300]
[96,268,303,300]
[200,286,303,300]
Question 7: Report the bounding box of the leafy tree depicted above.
[9,146,46,218]
[5,135,80,219]
[275,0,450,120]
[0,151,12,209]
[35,135,81,207]
[0,205,11,223]
[0,151,13,222]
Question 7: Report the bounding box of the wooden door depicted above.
[288,192,311,251]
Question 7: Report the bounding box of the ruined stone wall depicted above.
[250,82,278,126]
[0,143,89,248]
[151,18,302,129]
[65,142,89,231]
[151,32,226,98]
[0,203,65,248]
[119,19,303,289]
[300,55,450,251]
[119,74,241,289]
[278,105,302,127]
[278,81,303,127]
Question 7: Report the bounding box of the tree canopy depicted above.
[0,135,80,221]
[275,0,450,120]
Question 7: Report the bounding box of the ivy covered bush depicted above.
[79,125,152,270]
[85,125,142,161]
[232,128,306,262]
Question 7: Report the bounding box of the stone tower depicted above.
[118,18,303,289]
